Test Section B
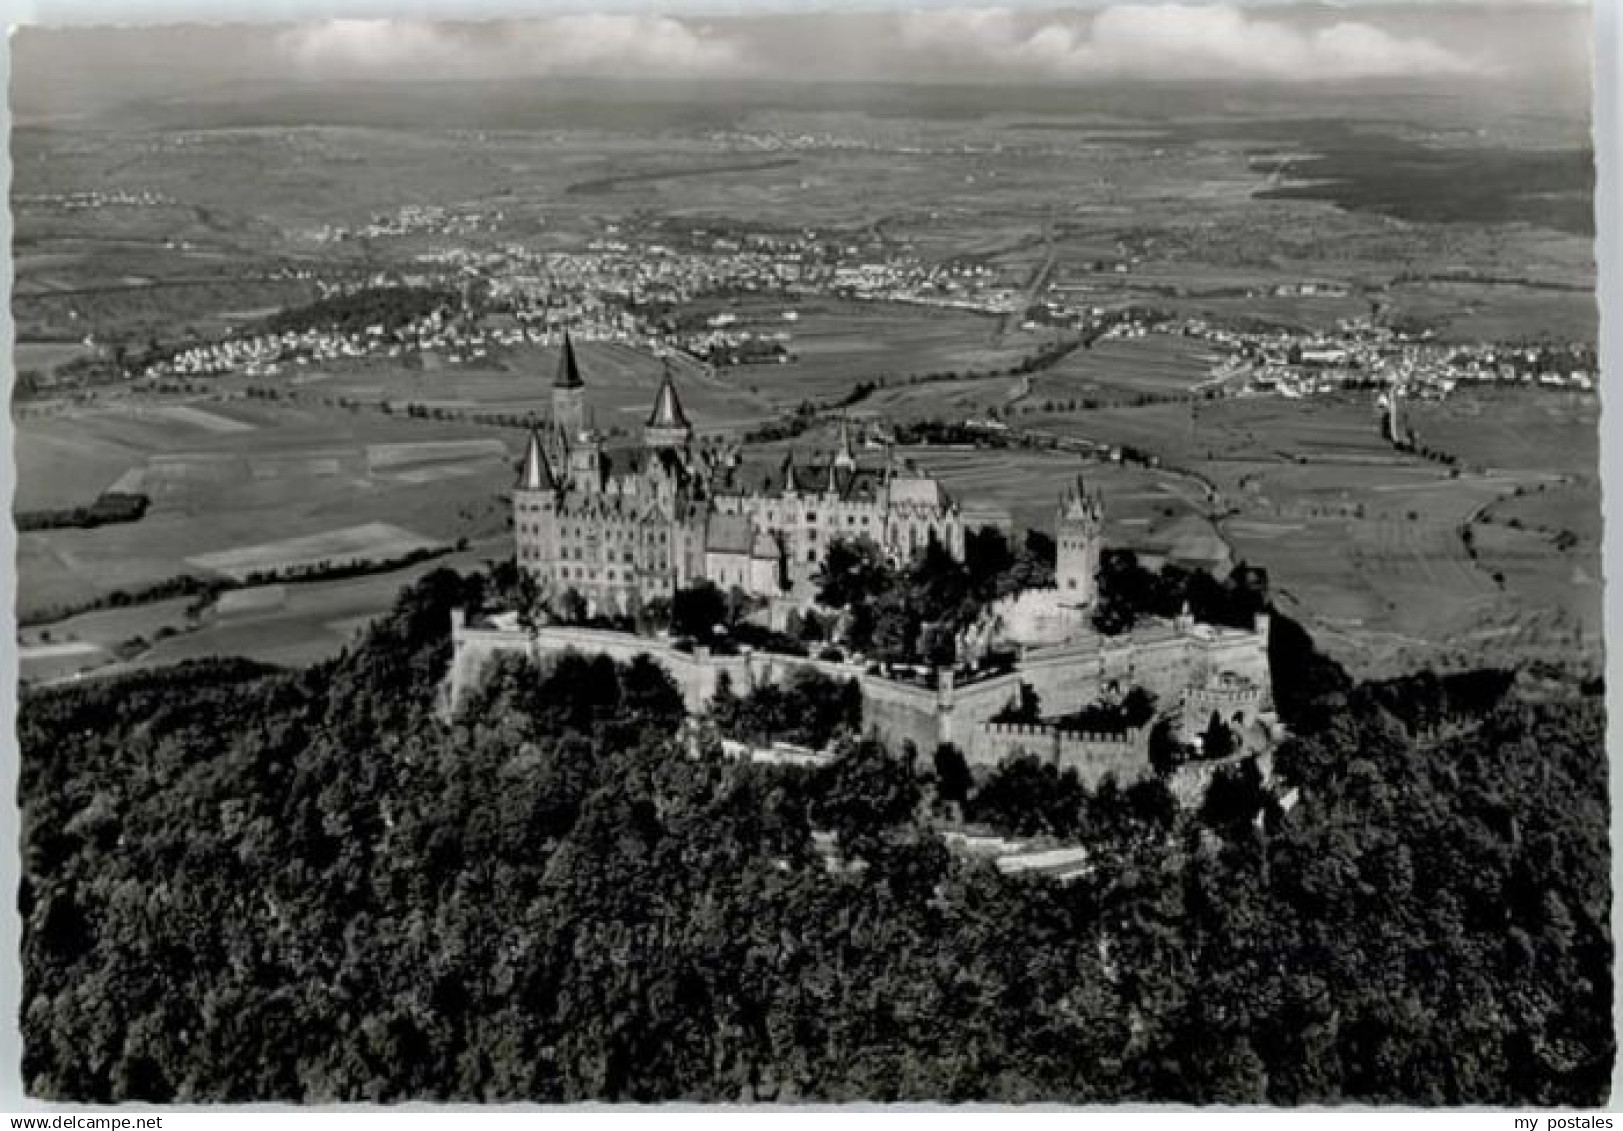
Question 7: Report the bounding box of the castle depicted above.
[454,336,1276,789]
[512,334,968,613]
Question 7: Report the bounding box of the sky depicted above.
[11,3,1595,117]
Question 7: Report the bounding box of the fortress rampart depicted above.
[976,720,1151,788]
[447,610,1271,784]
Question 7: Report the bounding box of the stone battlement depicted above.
[976,719,1151,787]
[448,605,1268,791]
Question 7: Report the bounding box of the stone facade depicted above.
[513,336,965,615]
[1181,668,1270,736]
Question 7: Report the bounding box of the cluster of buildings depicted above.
[1027,309,1596,402]
[1208,317,1599,399]
[307,204,503,244]
[138,310,458,379]
[17,189,173,212]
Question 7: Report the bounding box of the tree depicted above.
[1201,711,1237,761]
[553,587,589,625]
[993,681,1042,724]
[964,526,1015,600]
[969,755,1085,838]
[671,581,728,640]
[932,743,974,805]
[815,536,892,610]
[18,563,1614,1106]
[809,740,921,854]
[1148,718,1185,775]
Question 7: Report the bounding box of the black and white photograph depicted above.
[9,0,1611,1108]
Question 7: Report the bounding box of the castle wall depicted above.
[971,721,1151,789]
[448,612,1271,787]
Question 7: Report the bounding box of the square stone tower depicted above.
[1056,475,1104,607]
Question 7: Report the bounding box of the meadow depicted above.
[302,341,776,433]
[17,541,505,685]
[1031,334,1223,402]
[1007,387,1598,677]
[675,297,1057,410]
[15,394,516,619]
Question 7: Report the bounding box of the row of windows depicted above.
[557,525,671,544]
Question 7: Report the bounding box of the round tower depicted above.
[513,425,558,576]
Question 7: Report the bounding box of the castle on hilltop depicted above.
[451,336,1276,789]
[513,334,967,612]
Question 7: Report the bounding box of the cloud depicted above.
[279,20,459,74]
[278,15,749,81]
[275,7,1494,87]
[897,4,1484,83]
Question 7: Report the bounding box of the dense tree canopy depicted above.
[18,569,1612,1105]
[709,667,863,750]
[1091,550,1268,636]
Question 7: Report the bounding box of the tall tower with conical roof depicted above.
[1056,474,1105,606]
[513,425,558,579]
[552,331,587,444]
[644,363,693,450]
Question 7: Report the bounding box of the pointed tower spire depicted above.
[517,426,556,491]
[551,332,587,445]
[835,415,857,470]
[780,447,799,496]
[644,361,693,449]
[554,331,584,390]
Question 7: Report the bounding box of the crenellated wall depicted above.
[972,720,1151,788]
[447,609,1271,786]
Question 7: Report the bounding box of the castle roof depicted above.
[516,426,556,491]
[646,366,691,431]
[554,332,584,390]
[722,453,887,502]
[706,512,755,556]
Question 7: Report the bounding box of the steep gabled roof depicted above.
[554,331,584,390]
[706,512,754,556]
[516,427,556,491]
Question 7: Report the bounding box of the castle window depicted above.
[1068,578,1076,589]
[807,549,816,562]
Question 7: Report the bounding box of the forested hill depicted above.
[19,570,1612,1104]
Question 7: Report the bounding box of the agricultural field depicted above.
[295,340,777,434]
[1021,393,1397,472]
[15,393,516,618]
[683,297,1058,410]
[857,374,1030,424]
[1030,333,1224,403]
[900,446,1213,542]
[1402,388,1600,475]
[1384,279,1598,344]
[17,541,505,684]
[1000,386,1597,677]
